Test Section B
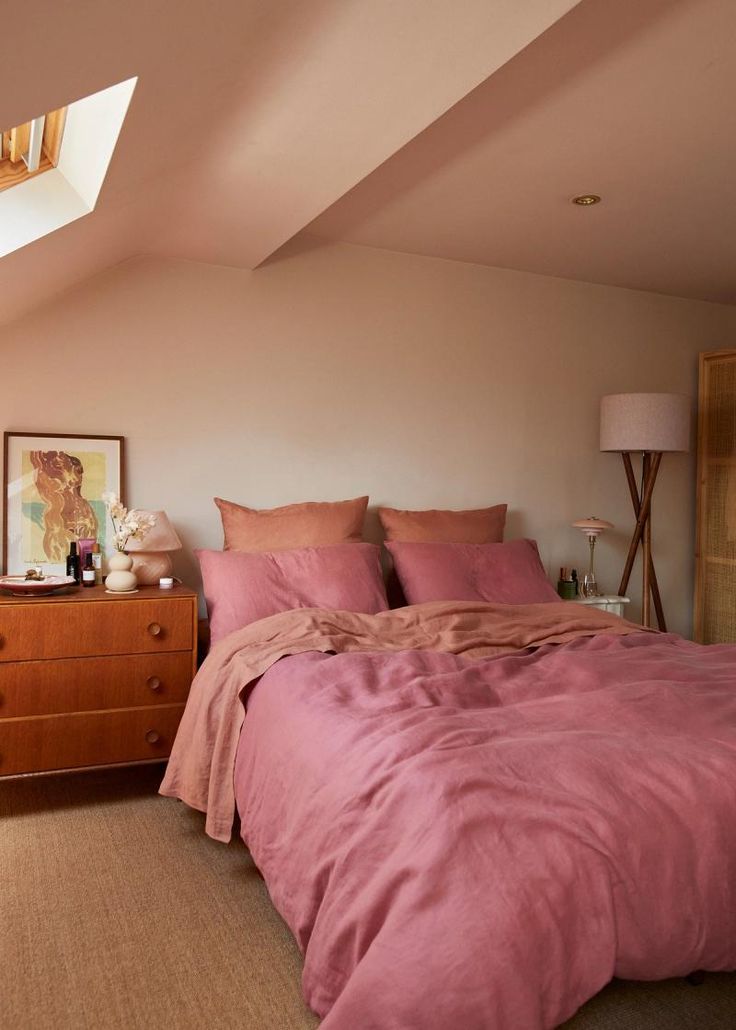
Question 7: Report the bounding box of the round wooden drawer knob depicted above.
[145,730,161,745]
[147,676,162,692]
[147,622,162,637]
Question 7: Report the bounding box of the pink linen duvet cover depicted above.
[161,602,736,1029]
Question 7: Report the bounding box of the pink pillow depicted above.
[378,504,507,543]
[215,495,368,551]
[385,539,559,605]
[198,543,388,644]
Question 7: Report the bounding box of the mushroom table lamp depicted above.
[125,511,182,585]
[571,517,614,597]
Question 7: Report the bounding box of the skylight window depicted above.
[0,77,137,258]
[0,108,67,193]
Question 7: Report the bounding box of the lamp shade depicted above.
[572,517,613,536]
[600,393,690,453]
[125,511,182,552]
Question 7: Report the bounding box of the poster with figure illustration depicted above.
[3,433,124,575]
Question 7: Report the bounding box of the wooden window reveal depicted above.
[0,107,67,194]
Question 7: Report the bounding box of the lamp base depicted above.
[580,574,600,598]
[129,551,173,586]
[618,451,666,631]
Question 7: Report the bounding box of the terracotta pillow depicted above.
[385,539,559,606]
[215,495,368,552]
[198,543,388,645]
[378,504,507,543]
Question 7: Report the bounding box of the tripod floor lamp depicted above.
[600,393,690,630]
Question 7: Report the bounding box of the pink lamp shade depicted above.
[600,393,690,453]
[571,517,614,538]
[126,511,182,585]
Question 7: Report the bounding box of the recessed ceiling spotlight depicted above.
[572,194,601,206]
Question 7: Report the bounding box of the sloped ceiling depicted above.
[308,0,736,304]
[0,0,734,325]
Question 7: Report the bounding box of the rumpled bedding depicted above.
[161,602,736,1028]
[160,601,642,841]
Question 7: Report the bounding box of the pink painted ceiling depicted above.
[0,0,578,324]
[308,0,736,304]
[1,0,734,322]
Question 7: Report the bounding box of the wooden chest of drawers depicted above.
[0,584,197,776]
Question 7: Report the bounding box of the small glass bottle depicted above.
[91,542,103,586]
[82,552,96,588]
[66,541,80,584]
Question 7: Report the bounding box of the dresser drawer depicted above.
[0,651,193,718]
[0,704,185,775]
[0,597,193,662]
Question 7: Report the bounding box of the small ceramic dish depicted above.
[0,575,78,596]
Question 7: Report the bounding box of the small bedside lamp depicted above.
[126,511,182,585]
[572,517,613,597]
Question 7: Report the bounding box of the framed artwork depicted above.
[2,432,125,575]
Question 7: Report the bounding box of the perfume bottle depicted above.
[66,541,80,584]
[78,537,95,573]
[82,552,96,588]
[91,542,103,585]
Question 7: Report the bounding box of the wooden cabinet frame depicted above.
[694,349,736,643]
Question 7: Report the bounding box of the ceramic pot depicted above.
[105,551,138,592]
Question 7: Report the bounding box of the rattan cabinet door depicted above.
[695,350,736,643]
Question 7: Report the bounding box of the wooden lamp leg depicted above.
[642,453,652,628]
[618,451,666,630]
[621,453,666,630]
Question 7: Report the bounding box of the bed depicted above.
[160,598,736,1029]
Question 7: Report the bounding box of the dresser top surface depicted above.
[0,584,196,606]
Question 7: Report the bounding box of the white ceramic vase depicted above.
[105,551,138,592]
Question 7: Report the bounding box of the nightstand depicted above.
[569,595,630,617]
[0,584,197,776]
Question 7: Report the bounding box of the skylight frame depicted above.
[0,77,137,259]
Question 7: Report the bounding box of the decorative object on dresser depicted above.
[2,432,124,577]
[0,573,76,596]
[66,540,81,584]
[102,492,157,593]
[125,510,182,585]
[600,393,690,630]
[0,584,197,776]
[77,536,96,572]
[571,516,613,597]
[105,551,138,593]
[694,349,736,643]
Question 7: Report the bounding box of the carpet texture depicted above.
[2,764,735,1029]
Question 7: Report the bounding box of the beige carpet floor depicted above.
[2,764,735,1030]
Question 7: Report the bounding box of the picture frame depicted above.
[2,432,125,575]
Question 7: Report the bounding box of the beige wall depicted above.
[2,237,734,634]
